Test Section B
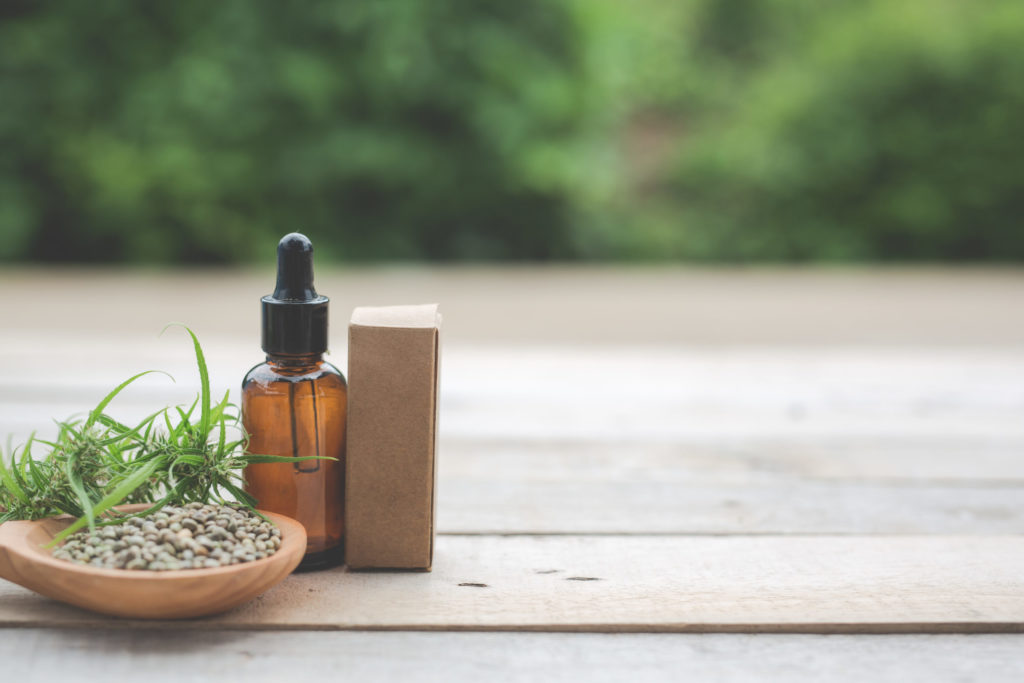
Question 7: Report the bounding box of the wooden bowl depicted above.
[0,504,306,619]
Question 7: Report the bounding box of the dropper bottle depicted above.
[242,232,347,569]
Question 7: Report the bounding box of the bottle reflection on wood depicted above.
[242,232,346,570]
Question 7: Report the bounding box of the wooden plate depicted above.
[0,504,306,619]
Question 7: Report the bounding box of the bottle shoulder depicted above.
[242,359,347,391]
[321,359,345,380]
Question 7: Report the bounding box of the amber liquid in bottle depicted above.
[243,353,346,569]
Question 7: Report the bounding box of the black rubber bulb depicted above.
[261,232,329,355]
[273,232,318,301]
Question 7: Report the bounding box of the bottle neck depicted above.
[266,352,323,370]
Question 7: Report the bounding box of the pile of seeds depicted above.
[52,502,281,571]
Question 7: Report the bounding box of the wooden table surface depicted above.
[2,266,1024,681]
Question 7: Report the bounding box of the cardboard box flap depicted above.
[351,304,440,329]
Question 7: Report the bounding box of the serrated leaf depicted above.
[50,456,165,546]
[26,459,47,491]
[219,479,258,508]
[0,445,29,506]
[163,324,210,441]
[65,449,96,534]
[85,370,171,429]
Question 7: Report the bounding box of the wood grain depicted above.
[5,630,1024,683]
[3,430,1021,535]
[438,436,1024,483]
[5,355,1024,536]
[3,535,1024,633]
[3,268,1024,653]
[3,346,1024,449]
[436,479,1024,534]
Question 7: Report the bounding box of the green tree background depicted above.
[1,0,1021,263]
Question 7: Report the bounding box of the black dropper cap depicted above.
[261,233,328,355]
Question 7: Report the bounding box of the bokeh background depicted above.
[4,3,1024,660]
[2,0,1022,265]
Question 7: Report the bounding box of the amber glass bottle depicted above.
[242,233,346,570]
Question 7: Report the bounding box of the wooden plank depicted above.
[439,436,1024,483]
[4,420,1023,534]
[3,535,1024,632]
[8,418,1024,486]
[434,440,1024,535]
[3,266,1024,345]
[6,344,1024,405]
[3,346,1024,443]
[437,480,1024,535]
[4,629,1024,683]
[3,346,1023,535]
[3,433,1023,535]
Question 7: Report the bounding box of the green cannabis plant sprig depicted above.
[0,325,323,544]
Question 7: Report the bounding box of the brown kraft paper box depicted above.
[345,304,440,570]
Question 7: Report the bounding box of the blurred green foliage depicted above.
[0,0,1021,263]
[606,0,1024,261]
